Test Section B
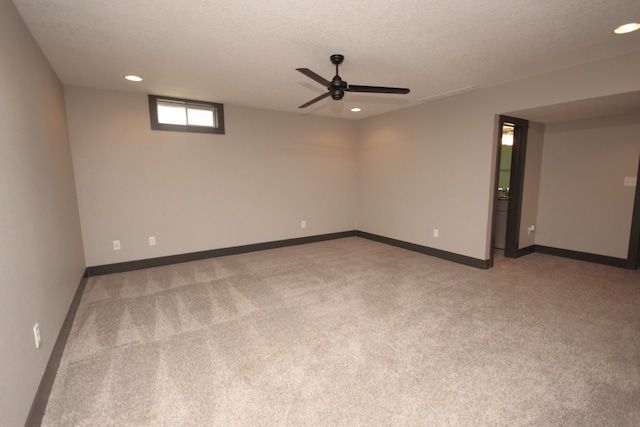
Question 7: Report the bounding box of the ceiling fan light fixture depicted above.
[614,23,640,34]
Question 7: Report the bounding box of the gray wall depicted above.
[536,114,640,258]
[356,53,640,262]
[65,87,358,266]
[519,121,545,249]
[356,94,497,260]
[0,1,85,425]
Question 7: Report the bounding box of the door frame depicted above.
[490,115,529,263]
[627,154,640,269]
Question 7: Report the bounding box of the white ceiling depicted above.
[12,0,640,120]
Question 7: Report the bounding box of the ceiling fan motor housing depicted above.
[330,74,347,100]
[331,88,345,100]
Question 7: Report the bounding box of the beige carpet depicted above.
[42,237,640,426]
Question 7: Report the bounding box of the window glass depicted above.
[187,108,214,127]
[158,104,188,125]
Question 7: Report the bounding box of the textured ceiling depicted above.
[12,0,640,119]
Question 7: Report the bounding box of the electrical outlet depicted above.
[149,236,156,246]
[433,229,439,238]
[527,225,536,235]
[113,240,121,250]
[301,220,306,228]
[33,323,41,349]
[624,176,637,187]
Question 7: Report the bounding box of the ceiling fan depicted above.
[296,54,410,108]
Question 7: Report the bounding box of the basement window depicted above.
[148,95,225,134]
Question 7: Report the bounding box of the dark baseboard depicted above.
[87,230,494,277]
[356,231,491,269]
[86,231,357,276]
[516,245,536,257]
[25,272,89,427]
[534,245,629,269]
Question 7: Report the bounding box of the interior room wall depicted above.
[0,1,86,425]
[65,87,358,266]
[356,95,497,261]
[356,52,640,262]
[519,121,545,249]
[536,113,640,258]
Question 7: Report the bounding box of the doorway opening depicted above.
[494,123,513,252]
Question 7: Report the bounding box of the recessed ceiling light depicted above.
[124,75,143,82]
[614,23,640,34]
[351,107,362,112]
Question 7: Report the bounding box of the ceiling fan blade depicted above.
[347,85,410,94]
[296,68,331,87]
[298,92,330,108]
